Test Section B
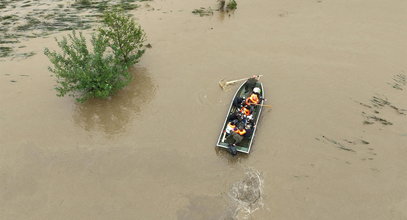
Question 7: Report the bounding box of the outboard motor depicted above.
[228,144,237,156]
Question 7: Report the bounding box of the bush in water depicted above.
[99,9,146,67]
[44,10,146,102]
[226,0,237,10]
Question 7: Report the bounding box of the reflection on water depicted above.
[217,11,226,22]
[72,67,156,135]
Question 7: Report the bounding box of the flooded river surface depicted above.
[1,0,407,219]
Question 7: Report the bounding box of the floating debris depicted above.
[363,113,393,126]
[343,138,369,145]
[388,73,406,90]
[192,7,214,17]
[358,91,406,125]
[363,120,374,125]
[370,96,390,108]
[369,95,406,115]
[358,102,372,108]
[361,139,369,145]
[320,136,355,152]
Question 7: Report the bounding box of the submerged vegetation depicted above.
[192,7,214,17]
[99,10,146,65]
[226,0,237,10]
[44,10,146,102]
[0,47,13,58]
[0,0,144,60]
[192,0,237,17]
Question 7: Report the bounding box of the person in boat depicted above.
[226,123,247,156]
[228,101,251,121]
[234,123,247,136]
[225,120,238,134]
[240,105,255,117]
[227,110,242,122]
[238,105,255,125]
[226,123,246,142]
[244,120,255,137]
[245,87,266,106]
[244,75,260,91]
[232,96,245,108]
[240,106,251,116]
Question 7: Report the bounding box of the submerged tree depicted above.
[99,10,146,67]
[226,0,237,11]
[44,10,146,102]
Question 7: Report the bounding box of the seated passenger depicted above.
[225,120,237,134]
[240,106,251,116]
[227,110,245,122]
[234,123,247,136]
[245,87,261,106]
[233,96,245,108]
[244,121,255,137]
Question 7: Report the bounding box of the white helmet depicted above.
[253,87,261,94]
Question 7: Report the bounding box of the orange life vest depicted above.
[227,122,236,129]
[240,107,251,116]
[246,94,259,105]
[234,128,246,136]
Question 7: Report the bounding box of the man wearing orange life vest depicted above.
[230,123,246,136]
[225,120,237,134]
[234,127,246,136]
[245,87,261,106]
[225,123,246,155]
[240,106,251,116]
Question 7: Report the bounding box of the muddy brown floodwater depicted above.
[1,0,407,219]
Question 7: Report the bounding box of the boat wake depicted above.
[228,168,264,219]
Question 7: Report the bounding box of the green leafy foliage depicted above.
[99,10,146,67]
[44,10,146,102]
[226,0,237,10]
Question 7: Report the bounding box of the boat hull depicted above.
[216,80,264,154]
